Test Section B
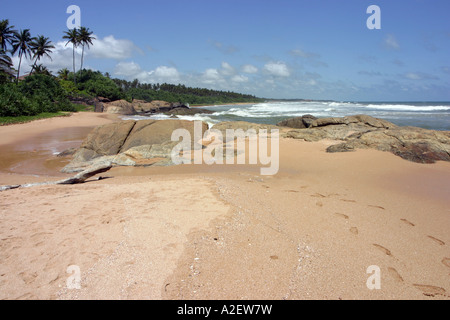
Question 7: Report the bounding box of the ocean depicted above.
[124,101,450,131]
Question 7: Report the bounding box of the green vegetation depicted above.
[0,74,75,117]
[77,69,126,101]
[0,112,70,126]
[114,80,263,105]
[0,18,262,122]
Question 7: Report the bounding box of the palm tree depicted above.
[0,50,13,73]
[11,29,33,83]
[57,68,70,80]
[33,64,52,76]
[0,19,17,52]
[77,27,95,77]
[29,35,54,74]
[63,28,79,85]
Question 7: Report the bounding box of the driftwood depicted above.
[0,163,113,192]
[57,163,113,185]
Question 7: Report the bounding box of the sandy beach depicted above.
[0,112,449,300]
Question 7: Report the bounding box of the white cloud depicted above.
[290,49,320,59]
[220,62,236,76]
[263,62,290,77]
[114,61,143,78]
[403,72,438,80]
[384,34,400,50]
[114,61,180,84]
[152,66,180,80]
[242,64,258,74]
[89,35,142,60]
[231,75,249,83]
[201,68,223,84]
[11,34,142,76]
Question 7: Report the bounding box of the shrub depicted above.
[0,83,35,116]
[20,74,74,113]
[75,69,126,101]
[0,74,75,117]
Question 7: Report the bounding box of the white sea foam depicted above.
[365,104,450,111]
[121,101,449,131]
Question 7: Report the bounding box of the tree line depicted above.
[0,18,262,118]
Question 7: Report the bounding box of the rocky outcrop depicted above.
[280,115,450,164]
[326,126,450,163]
[69,96,105,113]
[164,107,213,116]
[213,121,279,134]
[132,100,171,113]
[310,115,395,129]
[63,120,209,173]
[70,120,137,163]
[277,115,317,129]
[103,100,137,115]
[102,99,212,117]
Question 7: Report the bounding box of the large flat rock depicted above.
[281,115,450,164]
[63,120,209,173]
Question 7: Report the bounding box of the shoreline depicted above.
[190,102,260,108]
[0,112,449,300]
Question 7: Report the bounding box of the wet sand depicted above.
[0,113,449,300]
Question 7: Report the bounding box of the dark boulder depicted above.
[277,115,318,129]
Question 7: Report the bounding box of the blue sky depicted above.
[2,0,450,101]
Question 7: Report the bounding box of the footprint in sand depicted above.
[311,193,326,198]
[387,267,404,283]
[349,227,359,235]
[373,244,392,257]
[316,201,323,207]
[400,219,415,227]
[340,199,356,203]
[442,258,450,268]
[413,284,447,297]
[427,236,445,246]
[284,190,298,193]
[368,205,385,210]
[19,271,38,285]
[334,213,349,220]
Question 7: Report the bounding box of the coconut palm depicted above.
[0,49,13,74]
[11,29,33,83]
[29,35,54,74]
[63,28,80,85]
[30,36,55,72]
[0,19,17,52]
[77,27,95,77]
[33,64,52,76]
[57,68,70,80]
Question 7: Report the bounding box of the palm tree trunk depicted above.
[80,44,85,78]
[16,52,22,83]
[31,57,38,75]
[72,45,76,86]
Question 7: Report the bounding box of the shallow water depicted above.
[0,126,93,176]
